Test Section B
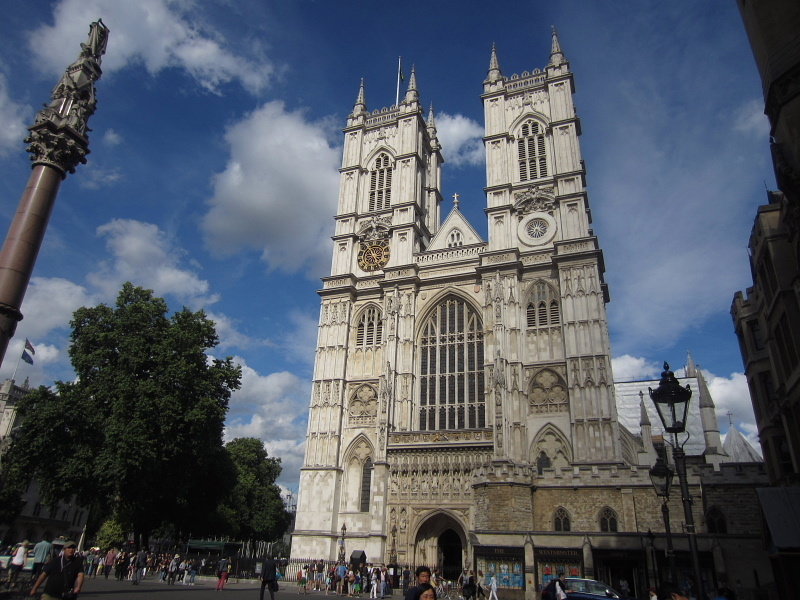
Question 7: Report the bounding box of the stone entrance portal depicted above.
[413,512,467,581]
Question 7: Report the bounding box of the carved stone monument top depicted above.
[25,19,110,176]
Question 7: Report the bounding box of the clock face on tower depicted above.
[357,240,390,272]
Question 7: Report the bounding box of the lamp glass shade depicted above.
[648,362,692,433]
[649,457,674,498]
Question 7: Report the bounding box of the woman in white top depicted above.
[4,540,29,588]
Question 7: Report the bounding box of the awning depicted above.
[757,487,800,550]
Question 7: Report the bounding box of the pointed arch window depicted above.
[419,295,485,430]
[518,120,548,182]
[705,507,727,534]
[369,153,393,212]
[554,507,571,532]
[356,307,383,348]
[527,281,560,328]
[447,229,464,248]
[599,507,618,532]
[360,457,373,512]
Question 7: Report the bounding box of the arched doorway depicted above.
[413,512,467,582]
[438,529,463,581]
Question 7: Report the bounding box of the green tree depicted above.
[218,437,291,541]
[0,283,241,546]
[94,517,127,550]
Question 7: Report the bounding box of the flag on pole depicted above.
[21,349,34,365]
[25,339,35,355]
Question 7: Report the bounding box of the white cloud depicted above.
[79,164,122,189]
[205,310,270,352]
[19,277,97,339]
[732,98,770,138]
[88,219,219,307]
[224,360,309,486]
[611,354,660,381]
[0,70,29,156]
[436,112,484,167]
[29,0,274,94]
[201,101,340,275]
[103,129,122,146]
[702,370,757,429]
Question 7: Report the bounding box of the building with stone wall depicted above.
[293,33,772,599]
[731,2,800,597]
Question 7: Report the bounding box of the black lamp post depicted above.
[339,523,347,563]
[649,363,703,596]
[649,456,678,585]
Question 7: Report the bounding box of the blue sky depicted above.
[0,1,774,491]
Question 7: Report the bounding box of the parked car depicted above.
[565,578,625,600]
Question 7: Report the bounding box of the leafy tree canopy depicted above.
[1,283,241,546]
[218,437,292,541]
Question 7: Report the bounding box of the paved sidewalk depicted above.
[16,575,402,600]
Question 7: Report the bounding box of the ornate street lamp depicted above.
[649,363,703,596]
[648,457,677,585]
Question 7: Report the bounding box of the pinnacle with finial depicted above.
[549,26,565,67]
[353,78,366,114]
[408,65,417,91]
[453,193,460,209]
[484,43,503,84]
[404,66,419,103]
[427,103,437,130]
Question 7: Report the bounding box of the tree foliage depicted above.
[1,283,241,544]
[218,437,292,541]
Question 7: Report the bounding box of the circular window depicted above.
[518,212,557,246]
[526,218,549,239]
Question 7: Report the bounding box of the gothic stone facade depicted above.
[293,36,771,599]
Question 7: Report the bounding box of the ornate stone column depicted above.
[0,20,109,365]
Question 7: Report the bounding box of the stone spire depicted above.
[686,350,697,377]
[722,425,763,463]
[427,104,440,152]
[639,392,651,426]
[548,26,565,67]
[404,65,419,104]
[694,366,725,467]
[352,78,367,116]
[484,43,503,84]
[638,390,656,466]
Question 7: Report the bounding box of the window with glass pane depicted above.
[419,296,485,430]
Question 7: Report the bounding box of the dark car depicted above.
[564,578,624,600]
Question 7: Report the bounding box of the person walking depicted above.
[132,548,148,585]
[31,538,52,582]
[216,557,230,591]
[476,571,486,599]
[4,540,29,589]
[102,548,117,580]
[29,539,84,600]
[487,572,499,600]
[260,555,278,600]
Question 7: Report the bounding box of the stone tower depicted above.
[292,32,620,576]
